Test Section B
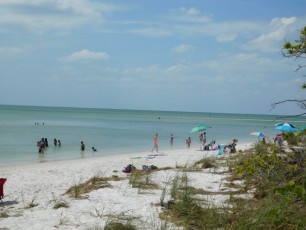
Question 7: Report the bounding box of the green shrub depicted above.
[104,222,136,230]
[193,157,217,169]
[283,132,299,145]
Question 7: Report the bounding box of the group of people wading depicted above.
[36,137,61,154]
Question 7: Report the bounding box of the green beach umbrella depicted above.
[190,125,212,133]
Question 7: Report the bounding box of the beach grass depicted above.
[21,191,40,209]
[50,193,69,209]
[193,157,217,169]
[128,170,159,192]
[103,210,140,230]
[54,212,69,228]
[104,221,136,230]
[0,211,9,218]
[66,175,126,198]
[156,139,306,229]
[161,172,230,229]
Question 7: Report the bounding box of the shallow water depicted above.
[0,105,305,166]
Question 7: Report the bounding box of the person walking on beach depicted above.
[170,133,174,146]
[80,141,85,151]
[151,133,159,152]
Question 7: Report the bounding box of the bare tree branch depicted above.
[270,99,306,110]
[296,64,306,72]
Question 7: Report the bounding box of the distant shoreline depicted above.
[0,103,298,117]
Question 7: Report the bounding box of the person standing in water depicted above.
[170,133,174,146]
[151,133,159,152]
[80,141,85,151]
[187,137,191,148]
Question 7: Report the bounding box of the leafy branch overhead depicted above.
[282,26,306,85]
[271,26,306,114]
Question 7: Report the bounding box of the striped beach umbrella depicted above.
[250,132,269,138]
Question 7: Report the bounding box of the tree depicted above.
[271,26,306,116]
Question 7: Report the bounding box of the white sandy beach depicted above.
[0,142,253,230]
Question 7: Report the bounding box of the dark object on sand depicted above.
[142,165,158,171]
[0,178,7,201]
[122,164,136,173]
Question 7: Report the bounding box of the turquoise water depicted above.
[1,105,305,166]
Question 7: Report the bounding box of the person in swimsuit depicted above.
[80,141,85,151]
[151,133,159,152]
[170,133,174,146]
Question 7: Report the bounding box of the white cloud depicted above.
[197,52,289,82]
[172,44,194,53]
[243,17,298,52]
[166,64,190,73]
[0,0,118,33]
[0,46,21,54]
[216,33,237,42]
[169,7,211,23]
[175,21,262,41]
[61,49,109,62]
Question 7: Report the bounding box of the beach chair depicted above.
[0,178,7,202]
[224,139,238,153]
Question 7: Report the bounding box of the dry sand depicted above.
[0,142,253,229]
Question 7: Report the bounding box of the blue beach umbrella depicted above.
[274,123,296,132]
[190,124,212,133]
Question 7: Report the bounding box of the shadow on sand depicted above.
[0,200,18,207]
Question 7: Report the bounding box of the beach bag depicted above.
[142,165,149,170]
[149,165,158,170]
[142,165,158,171]
[122,164,136,173]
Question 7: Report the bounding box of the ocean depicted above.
[1,105,305,166]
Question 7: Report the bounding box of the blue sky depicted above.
[0,0,305,115]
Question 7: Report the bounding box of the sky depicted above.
[0,0,306,115]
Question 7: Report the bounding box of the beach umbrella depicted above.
[274,123,296,132]
[250,132,269,138]
[190,124,212,133]
[274,122,295,127]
